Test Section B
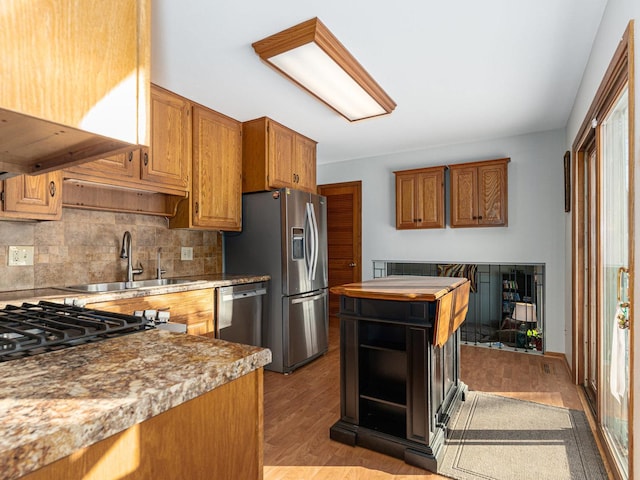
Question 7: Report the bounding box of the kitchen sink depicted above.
[62,278,202,293]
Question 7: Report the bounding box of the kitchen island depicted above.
[329,275,470,472]
[1,328,271,480]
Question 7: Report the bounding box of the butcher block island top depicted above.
[330,275,468,302]
[0,330,271,480]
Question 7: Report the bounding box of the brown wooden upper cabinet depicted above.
[242,117,317,193]
[449,158,510,227]
[0,171,63,221]
[64,85,191,196]
[394,166,445,229]
[170,106,242,231]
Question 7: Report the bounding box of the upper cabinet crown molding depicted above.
[394,166,446,229]
[0,0,150,176]
[242,117,317,193]
[449,157,510,228]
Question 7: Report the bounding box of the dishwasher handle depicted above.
[221,288,267,302]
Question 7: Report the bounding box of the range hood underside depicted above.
[0,108,134,179]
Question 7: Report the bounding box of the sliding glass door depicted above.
[600,87,630,477]
[573,22,633,480]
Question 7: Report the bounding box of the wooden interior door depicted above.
[318,181,362,320]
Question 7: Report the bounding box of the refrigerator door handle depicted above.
[291,291,326,304]
[308,201,319,281]
[305,202,317,283]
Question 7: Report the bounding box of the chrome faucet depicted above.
[120,231,143,284]
[156,248,166,279]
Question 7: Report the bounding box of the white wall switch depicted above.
[180,246,193,261]
[8,246,34,266]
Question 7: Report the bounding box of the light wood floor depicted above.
[263,320,588,480]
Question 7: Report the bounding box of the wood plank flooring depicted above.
[263,320,588,480]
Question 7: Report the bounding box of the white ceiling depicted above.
[151,0,607,165]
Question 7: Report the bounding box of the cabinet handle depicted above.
[195,202,199,215]
[143,152,149,166]
[49,181,56,197]
[348,262,357,267]
[128,151,133,162]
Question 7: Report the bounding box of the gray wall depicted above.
[318,128,567,353]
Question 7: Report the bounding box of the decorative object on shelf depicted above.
[564,150,571,212]
[252,17,396,122]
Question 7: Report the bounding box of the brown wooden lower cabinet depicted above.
[21,369,264,480]
[87,288,214,335]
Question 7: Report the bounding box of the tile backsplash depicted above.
[0,208,222,292]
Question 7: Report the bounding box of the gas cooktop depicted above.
[0,301,151,361]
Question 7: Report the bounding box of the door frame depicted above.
[571,20,634,480]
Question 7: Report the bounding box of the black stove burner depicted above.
[0,301,152,361]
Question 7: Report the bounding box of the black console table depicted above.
[329,276,470,472]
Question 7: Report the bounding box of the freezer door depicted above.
[284,289,328,370]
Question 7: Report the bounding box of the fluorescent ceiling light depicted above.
[252,17,396,122]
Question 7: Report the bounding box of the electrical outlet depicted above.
[180,247,193,261]
[8,246,34,266]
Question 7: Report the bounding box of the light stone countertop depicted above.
[0,272,272,480]
[0,273,271,307]
[0,329,272,480]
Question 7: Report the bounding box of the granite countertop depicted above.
[0,329,272,480]
[0,273,271,307]
[330,275,468,301]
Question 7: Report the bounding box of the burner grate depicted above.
[0,301,151,361]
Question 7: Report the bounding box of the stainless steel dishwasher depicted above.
[216,282,267,346]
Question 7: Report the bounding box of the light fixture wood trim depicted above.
[252,17,396,120]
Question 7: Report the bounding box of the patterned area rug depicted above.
[439,392,608,480]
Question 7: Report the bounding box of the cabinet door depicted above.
[477,162,508,225]
[267,122,295,189]
[294,135,317,192]
[395,173,418,229]
[416,169,444,228]
[142,87,191,191]
[64,149,141,183]
[450,165,478,227]
[1,0,149,146]
[3,171,62,219]
[191,106,242,230]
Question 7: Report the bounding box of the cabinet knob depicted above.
[349,262,357,268]
[49,181,56,197]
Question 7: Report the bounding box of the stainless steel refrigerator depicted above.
[225,188,328,373]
